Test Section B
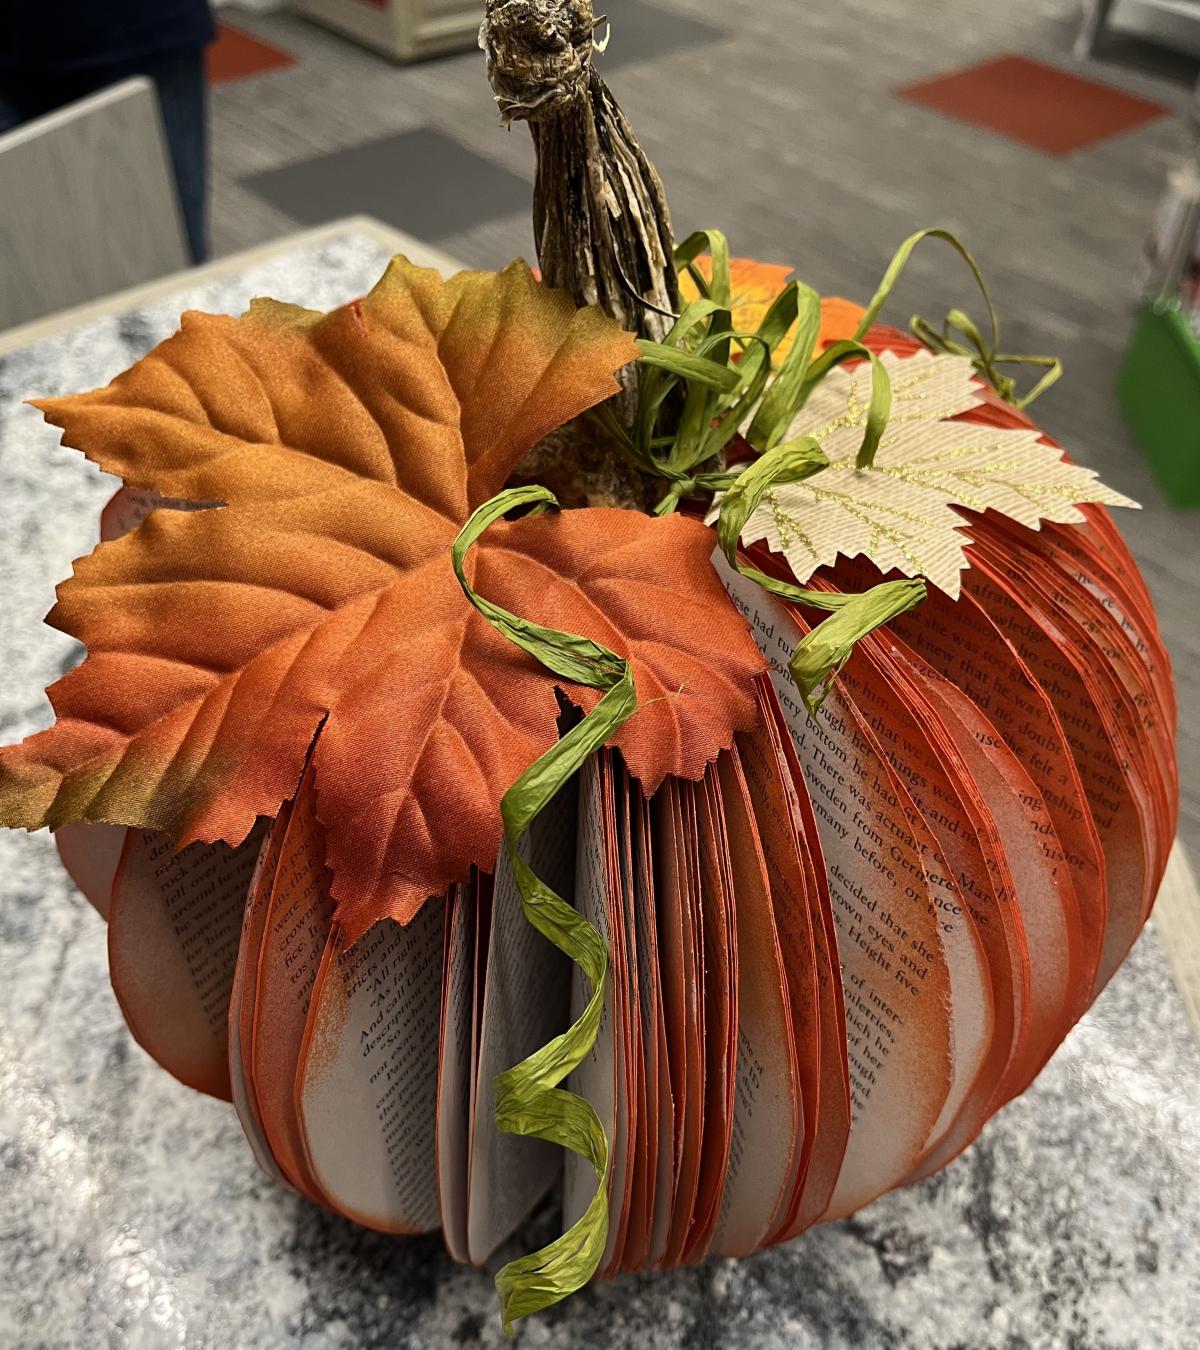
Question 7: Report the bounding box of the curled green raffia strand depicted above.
[745,279,823,451]
[857,227,1062,408]
[674,228,734,309]
[451,486,637,1333]
[615,228,929,708]
[634,339,740,393]
[594,230,815,513]
[786,584,928,707]
[591,225,1068,714]
[912,306,1062,409]
[713,438,926,710]
[794,337,893,469]
[621,227,1062,519]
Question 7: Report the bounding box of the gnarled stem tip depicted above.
[479,0,600,124]
[479,0,677,346]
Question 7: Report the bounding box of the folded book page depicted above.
[710,747,802,1258]
[563,754,623,1238]
[715,553,957,1219]
[296,899,446,1234]
[597,755,635,1276]
[737,690,847,1239]
[247,765,335,1205]
[436,882,475,1263]
[964,552,1152,986]
[609,762,648,1273]
[633,789,676,1268]
[228,801,293,1189]
[108,821,266,1101]
[651,778,705,1266]
[54,820,127,919]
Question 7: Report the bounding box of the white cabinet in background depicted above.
[293,0,480,62]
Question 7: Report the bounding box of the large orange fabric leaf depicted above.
[0,257,765,934]
[31,258,631,519]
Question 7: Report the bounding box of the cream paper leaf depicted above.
[738,349,1138,599]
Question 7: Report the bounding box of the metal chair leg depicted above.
[1075,0,1118,60]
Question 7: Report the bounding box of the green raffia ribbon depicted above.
[712,437,926,709]
[601,229,899,505]
[599,227,926,708]
[451,485,637,1333]
[592,229,819,515]
[912,307,1061,409]
[603,225,1076,707]
[857,227,1062,409]
[791,336,893,469]
[607,225,1062,519]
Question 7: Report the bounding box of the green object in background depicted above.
[1118,305,1200,507]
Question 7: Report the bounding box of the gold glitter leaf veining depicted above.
[736,350,1137,598]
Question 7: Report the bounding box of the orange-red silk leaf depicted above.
[0,257,765,934]
[680,257,867,364]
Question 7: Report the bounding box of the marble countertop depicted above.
[2,225,1199,1350]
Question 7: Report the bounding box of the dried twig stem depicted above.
[479,0,679,343]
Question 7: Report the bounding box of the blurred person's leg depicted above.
[0,51,209,265]
[147,50,209,265]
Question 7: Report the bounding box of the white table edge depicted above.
[1152,840,1200,1042]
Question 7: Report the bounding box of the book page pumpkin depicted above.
[0,279,1174,1326]
[0,0,1178,1329]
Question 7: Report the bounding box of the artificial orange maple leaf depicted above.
[816,296,867,349]
[680,257,866,364]
[0,257,765,935]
